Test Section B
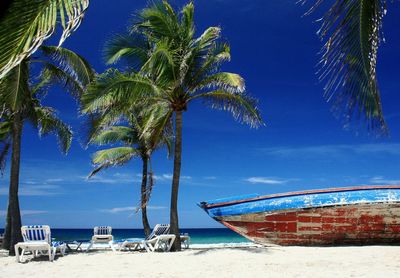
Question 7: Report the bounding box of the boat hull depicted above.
[200,186,400,246]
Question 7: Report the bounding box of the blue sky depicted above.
[1,0,400,228]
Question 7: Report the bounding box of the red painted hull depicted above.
[217,203,400,246]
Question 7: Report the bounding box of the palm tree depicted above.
[86,105,172,237]
[0,46,94,255]
[0,112,11,175]
[0,0,89,79]
[82,1,264,251]
[301,0,388,132]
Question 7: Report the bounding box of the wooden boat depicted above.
[199,185,400,246]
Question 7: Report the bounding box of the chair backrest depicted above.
[21,225,51,244]
[94,226,112,235]
[147,224,170,240]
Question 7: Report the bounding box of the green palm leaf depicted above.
[191,90,263,128]
[89,147,139,177]
[133,0,179,40]
[303,0,387,132]
[90,126,138,146]
[0,0,89,79]
[82,69,158,114]
[0,61,30,112]
[104,34,149,66]
[35,106,73,153]
[191,72,245,93]
[40,46,95,89]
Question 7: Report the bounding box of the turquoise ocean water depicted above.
[0,228,249,245]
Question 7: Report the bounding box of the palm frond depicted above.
[104,34,149,66]
[191,72,245,93]
[35,106,73,153]
[302,0,387,132]
[191,43,231,83]
[0,61,30,112]
[40,45,95,89]
[133,0,179,40]
[81,109,126,147]
[81,69,158,114]
[141,38,177,85]
[180,2,195,41]
[195,26,221,52]
[90,126,138,146]
[0,0,89,79]
[89,146,139,177]
[191,90,264,128]
[140,104,173,152]
[39,62,86,98]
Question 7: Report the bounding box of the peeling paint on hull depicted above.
[199,186,400,246]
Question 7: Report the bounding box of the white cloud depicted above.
[0,210,47,216]
[369,176,400,185]
[0,184,61,196]
[101,206,167,213]
[245,177,290,185]
[259,143,400,157]
[84,174,139,184]
[46,178,64,183]
[203,176,217,180]
[153,174,191,182]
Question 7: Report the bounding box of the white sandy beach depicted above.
[1,245,400,278]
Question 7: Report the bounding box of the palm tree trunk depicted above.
[2,112,23,255]
[170,110,182,251]
[141,156,151,237]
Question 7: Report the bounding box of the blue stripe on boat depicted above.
[202,187,400,218]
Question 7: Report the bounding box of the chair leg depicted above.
[86,241,93,252]
[109,240,116,252]
[15,245,20,262]
[143,241,151,252]
[21,248,26,261]
[48,247,52,261]
[61,245,66,256]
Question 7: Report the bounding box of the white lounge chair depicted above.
[15,225,66,263]
[116,224,174,252]
[86,226,114,252]
[180,233,190,249]
[142,224,175,252]
[143,234,176,252]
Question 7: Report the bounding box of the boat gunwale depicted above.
[201,185,400,209]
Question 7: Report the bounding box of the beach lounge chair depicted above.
[180,233,190,249]
[142,224,175,252]
[14,225,66,263]
[143,234,176,252]
[86,226,114,252]
[116,224,174,252]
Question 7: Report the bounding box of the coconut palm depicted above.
[87,105,172,237]
[0,112,11,175]
[0,46,94,255]
[82,1,264,251]
[0,0,89,79]
[301,0,388,132]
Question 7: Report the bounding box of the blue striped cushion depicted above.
[26,225,46,241]
[52,241,64,248]
[97,226,110,235]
